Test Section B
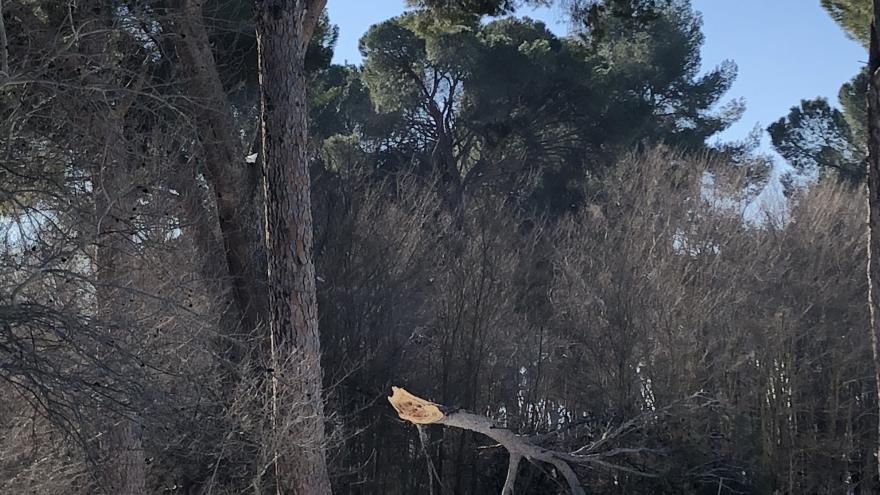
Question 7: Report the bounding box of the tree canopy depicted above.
[351,0,745,213]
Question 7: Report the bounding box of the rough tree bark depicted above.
[867,0,880,478]
[254,1,331,493]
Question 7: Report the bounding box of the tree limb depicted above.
[302,0,328,45]
[388,386,586,495]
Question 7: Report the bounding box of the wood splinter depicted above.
[388,386,445,424]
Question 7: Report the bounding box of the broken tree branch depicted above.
[388,386,586,495]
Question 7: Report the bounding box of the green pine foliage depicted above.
[770,0,869,184]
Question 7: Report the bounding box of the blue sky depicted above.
[326,0,866,151]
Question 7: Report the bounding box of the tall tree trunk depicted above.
[254,1,331,493]
[867,0,880,479]
[175,0,269,350]
[429,109,465,227]
[81,1,146,491]
[92,104,146,495]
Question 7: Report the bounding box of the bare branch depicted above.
[501,453,521,495]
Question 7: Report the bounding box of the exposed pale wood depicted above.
[388,386,445,424]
